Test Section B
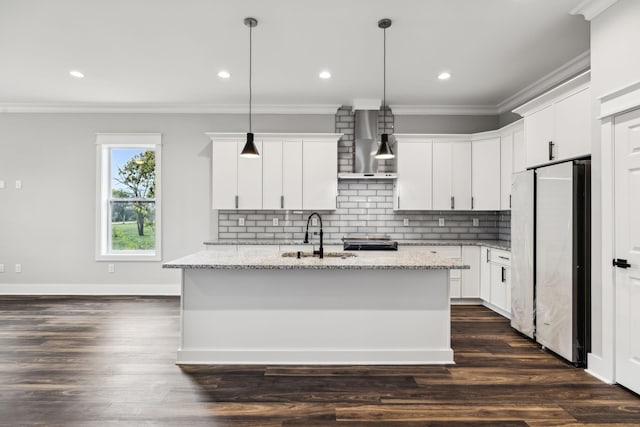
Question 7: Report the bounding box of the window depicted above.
[96,134,162,261]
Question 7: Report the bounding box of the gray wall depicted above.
[395,115,498,134]
[498,111,522,128]
[0,113,333,286]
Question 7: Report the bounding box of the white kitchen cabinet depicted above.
[394,138,433,210]
[512,128,526,173]
[237,140,263,210]
[433,140,472,210]
[490,264,509,312]
[480,247,511,317]
[263,138,303,210]
[514,71,591,169]
[211,139,238,210]
[461,246,480,298]
[500,134,513,210]
[303,138,337,210]
[480,246,491,301]
[472,137,501,210]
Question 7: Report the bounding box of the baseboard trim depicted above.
[451,298,483,305]
[0,283,181,296]
[482,301,511,319]
[586,353,615,384]
[176,348,455,365]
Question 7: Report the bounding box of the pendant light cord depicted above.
[249,23,253,133]
[383,26,386,127]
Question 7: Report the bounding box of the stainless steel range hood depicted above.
[338,108,397,179]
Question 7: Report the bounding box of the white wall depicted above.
[395,115,498,134]
[0,113,333,289]
[589,0,640,376]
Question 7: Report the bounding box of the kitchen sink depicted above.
[281,251,356,259]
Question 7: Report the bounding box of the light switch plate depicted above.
[272,218,279,226]
[15,180,22,189]
[473,218,480,227]
[311,217,318,226]
[403,218,409,226]
[0,264,4,273]
[0,180,4,189]
[238,217,245,226]
[15,264,21,273]
[108,264,115,273]
[439,218,445,227]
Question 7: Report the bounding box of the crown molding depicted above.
[570,0,620,21]
[390,104,498,116]
[497,50,590,114]
[0,103,341,115]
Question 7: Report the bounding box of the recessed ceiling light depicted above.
[438,72,451,80]
[69,70,84,79]
[217,70,231,79]
[319,70,332,80]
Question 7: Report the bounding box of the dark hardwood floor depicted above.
[0,296,638,426]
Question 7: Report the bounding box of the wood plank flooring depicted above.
[0,296,638,426]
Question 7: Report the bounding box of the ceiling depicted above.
[0,0,590,113]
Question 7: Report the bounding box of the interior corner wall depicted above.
[589,0,640,375]
[498,111,522,128]
[0,113,333,289]
[394,115,499,134]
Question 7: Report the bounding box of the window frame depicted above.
[95,133,162,261]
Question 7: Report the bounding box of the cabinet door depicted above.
[452,141,472,210]
[512,129,526,173]
[525,105,554,168]
[237,140,263,209]
[282,139,303,209]
[262,140,283,210]
[480,247,491,301]
[472,137,501,210]
[490,263,508,311]
[461,246,480,298]
[212,140,238,210]
[505,266,511,314]
[500,134,513,210]
[303,139,337,210]
[555,87,591,160]
[432,141,452,210]
[395,141,433,210]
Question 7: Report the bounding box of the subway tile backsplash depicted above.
[218,179,511,242]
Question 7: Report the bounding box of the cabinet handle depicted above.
[398,196,400,210]
[548,141,555,161]
[501,266,506,283]
[451,196,455,210]
[509,194,512,209]
[280,195,284,209]
[235,195,239,209]
[486,249,490,263]
[471,197,474,210]
[498,255,510,261]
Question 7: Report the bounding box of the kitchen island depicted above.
[163,247,468,365]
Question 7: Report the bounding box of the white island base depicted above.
[177,268,453,365]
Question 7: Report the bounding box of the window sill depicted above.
[96,253,161,262]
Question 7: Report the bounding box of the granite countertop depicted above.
[163,248,470,270]
[202,239,511,251]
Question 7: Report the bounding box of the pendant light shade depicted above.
[374,18,395,160]
[240,17,260,158]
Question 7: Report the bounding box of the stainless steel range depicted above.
[342,234,398,251]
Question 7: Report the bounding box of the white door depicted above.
[262,139,283,209]
[282,139,303,209]
[211,139,238,210]
[432,141,452,210]
[525,105,554,168]
[500,134,513,210]
[395,141,433,210]
[237,140,263,209]
[614,107,640,395]
[452,141,472,210]
[472,137,501,210]
[555,88,591,161]
[303,139,337,210]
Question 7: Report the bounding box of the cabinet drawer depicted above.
[489,249,511,266]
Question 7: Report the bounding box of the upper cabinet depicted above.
[393,136,433,210]
[514,71,591,169]
[472,137,501,210]
[208,133,340,211]
[433,140,472,210]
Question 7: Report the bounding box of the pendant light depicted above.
[375,18,395,160]
[240,17,260,158]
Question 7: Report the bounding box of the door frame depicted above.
[591,80,640,384]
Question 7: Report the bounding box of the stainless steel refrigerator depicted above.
[510,160,591,366]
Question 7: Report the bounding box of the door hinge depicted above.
[613,258,631,269]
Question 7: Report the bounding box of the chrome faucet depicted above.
[304,212,323,259]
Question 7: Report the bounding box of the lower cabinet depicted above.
[485,248,512,317]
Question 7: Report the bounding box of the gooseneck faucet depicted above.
[304,212,324,259]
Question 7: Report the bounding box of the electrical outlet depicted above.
[0,264,4,273]
[312,217,318,226]
[0,180,4,189]
[238,217,245,226]
[473,218,480,227]
[272,218,279,226]
[15,180,22,189]
[108,264,115,273]
[15,264,21,273]
[439,218,445,227]
[403,218,409,226]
